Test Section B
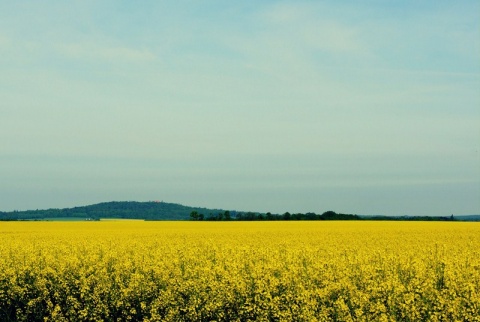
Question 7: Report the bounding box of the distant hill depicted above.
[0,201,226,221]
[1,202,478,222]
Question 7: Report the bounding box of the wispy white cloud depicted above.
[58,42,157,62]
[259,2,367,55]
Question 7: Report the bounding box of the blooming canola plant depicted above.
[0,221,479,321]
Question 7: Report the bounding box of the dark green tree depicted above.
[190,211,199,221]
[224,211,231,221]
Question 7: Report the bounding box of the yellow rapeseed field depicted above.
[0,221,479,321]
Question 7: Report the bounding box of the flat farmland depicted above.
[0,221,478,321]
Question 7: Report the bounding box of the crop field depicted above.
[0,221,479,321]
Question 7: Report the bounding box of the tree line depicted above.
[189,211,457,222]
[189,210,362,221]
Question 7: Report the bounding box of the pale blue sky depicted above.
[1,1,479,215]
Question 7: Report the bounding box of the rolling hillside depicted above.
[0,201,225,221]
[1,202,477,221]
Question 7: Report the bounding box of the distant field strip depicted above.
[0,221,479,321]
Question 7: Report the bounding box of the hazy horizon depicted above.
[1,1,479,216]
[2,199,480,218]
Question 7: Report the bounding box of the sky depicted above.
[1,1,479,216]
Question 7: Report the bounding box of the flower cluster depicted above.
[0,221,478,321]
